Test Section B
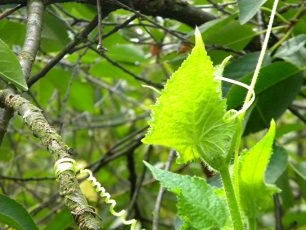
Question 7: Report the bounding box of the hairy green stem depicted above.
[248,217,256,230]
[219,166,244,230]
[233,115,244,203]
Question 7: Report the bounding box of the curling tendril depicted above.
[54,158,141,230]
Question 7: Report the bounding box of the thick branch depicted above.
[0,1,44,143]
[0,89,103,230]
[0,0,215,27]
[19,0,44,79]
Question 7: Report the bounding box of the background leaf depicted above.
[145,161,229,230]
[199,15,256,50]
[226,62,302,134]
[274,34,306,68]
[237,0,268,24]
[40,12,70,53]
[265,145,288,184]
[0,38,27,91]
[142,30,236,169]
[291,162,306,202]
[0,194,38,230]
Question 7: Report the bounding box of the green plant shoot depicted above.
[142,28,237,171]
[238,120,280,229]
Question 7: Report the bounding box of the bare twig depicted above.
[92,48,162,89]
[274,194,284,230]
[0,4,24,19]
[152,150,176,230]
[27,16,99,87]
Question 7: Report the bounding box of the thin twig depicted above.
[27,16,98,87]
[92,48,162,89]
[274,194,284,230]
[0,4,24,19]
[152,150,176,230]
[289,107,306,125]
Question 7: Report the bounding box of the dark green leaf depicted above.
[198,16,256,50]
[237,0,267,24]
[277,169,295,210]
[41,12,70,53]
[291,162,306,202]
[0,194,38,230]
[0,20,25,47]
[223,52,271,94]
[266,145,288,184]
[226,62,302,134]
[274,35,306,68]
[44,208,74,230]
[0,38,27,91]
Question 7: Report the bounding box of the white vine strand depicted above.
[80,169,141,229]
[54,158,142,230]
[242,0,280,111]
[215,75,255,118]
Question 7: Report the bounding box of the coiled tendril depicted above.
[54,158,141,230]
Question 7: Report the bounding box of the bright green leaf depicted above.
[145,161,229,229]
[0,38,28,91]
[239,120,280,219]
[142,29,236,169]
[238,0,267,24]
[0,194,38,230]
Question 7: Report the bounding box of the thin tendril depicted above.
[215,76,255,117]
[96,0,104,53]
[54,158,142,230]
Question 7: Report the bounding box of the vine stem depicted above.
[230,2,280,230]
[242,0,280,112]
[248,217,256,230]
[219,166,244,230]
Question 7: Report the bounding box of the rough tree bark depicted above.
[0,0,216,27]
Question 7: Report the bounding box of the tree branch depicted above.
[0,89,103,230]
[0,0,44,143]
[19,0,44,79]
[0,0,215,27]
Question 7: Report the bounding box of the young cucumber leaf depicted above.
[144,161,229,229]
[0,194,38,230]
[238,120,280,219]
[0,38,28,91]
[142,29,236,170]
[237,0,267,24]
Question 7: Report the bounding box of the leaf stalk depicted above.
[219,166,244,230]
